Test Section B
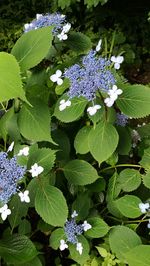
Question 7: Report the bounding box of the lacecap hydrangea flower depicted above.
[24,13,71,40]
[60,211,91,255]
[0,152,26,204]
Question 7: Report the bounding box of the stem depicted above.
[0,102,7,112]
[99,164,141,173]
[104,37,108,56]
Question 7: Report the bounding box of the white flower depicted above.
[96,39,102,52]
[111,55,124,69]
[36,14,43,20]
[29,163,44,177]
[50,70,63,85]
[18,146,29,156]
[18,190,30,203]
[76,242,83,255]
[71,210,78,218]
[7,141,14,152]
[0,204,11,221]
[108,85,123,101]
[24,23,30,31]
[62,23,71,33]
[82,221,92,231]
[104,97,114,107]
[87,104,101,116]
[139,202,150,213]
[57,32,68,41]
[59,99,71,111]
[60,239,68,251]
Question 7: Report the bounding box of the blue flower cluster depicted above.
[64,50,116,101]
[0,152,26,203]
[24,13,66,34]
[64,217,83,244]
[116,113,128,127]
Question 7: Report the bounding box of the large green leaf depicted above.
[0,234,37,264]
[18,257,42,266]
[54,94,87,123]
[143,171,150,189]
[35,184,68,226]
[109,226,142,261]
[11,26,53,72]
[85,217,109,238]
[69,235,90,265]
[18,98,52,142]
[49,228,65,250]
[0,52,27,102]
[117,169,141,192]
[63,159,99,185]
[125,245,150,266]
[88,121,119,163]
[140,147,150,170]
[115,195,142,218]
[74,126,91,154]
[66,32,92,53]
[116,84,150,118]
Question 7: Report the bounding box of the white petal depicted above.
[36,14,42,20]
[95,104,101,110]
[57,78,63,86]
[76,242,83,255]
[59,103,66,111]
[24,23,30,30]
[111,56,116,63]
[71,210,78,218]
[117,89,123,95]
[50,74,57,82]
[60,99,66,104]
[62,23,71,33]
[7,141,14,152]
[56,70,62,78]
[65,100,71,107]
[96,39,102,52]
[0,204,8,213]
[82,221,92,231]
[114,62,120,69]
[112,85,118,91]
[116,56,124,64]
[60,240,68,251]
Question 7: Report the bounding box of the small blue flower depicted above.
[116,113,128,127]
[64,218,83,244]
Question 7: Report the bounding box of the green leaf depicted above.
[88,121,119,163]
[74,126,91,154]
[125,245,150,266]
[49,228,65,250]
[69,235,90,265]
[54,94,87,123]
[11,26,53,72]
[117,126,132,155]
[35,184,68,226]
[0,52,27,102]
[85,217,109,238]
[28,147,56,174]
[66,32,92,54]
[55,78,70,95]
[106,172,121,201]
[18,219,31,235]
[118,169,141,192]
[115,195,142,218]
[0,234,37,264]
[140,147,150,170]
[63,159,99,185]
[109,225,142,261]
[8,195,28,230]
[17,257,42,266]
[143,171,150,189]
[72,193,91,220]
[18,98,52,142]
[116,84,150,118]
[58,0,71,9]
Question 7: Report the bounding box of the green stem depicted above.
[104,37,108,56]
[99,164,141,173]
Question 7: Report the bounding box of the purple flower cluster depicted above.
[64,50,116,101]
[116,113,128,127]
[0,152,26,203]
[24,13,66,34]
[64,217,83,244]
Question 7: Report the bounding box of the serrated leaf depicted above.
[11,26,53,72]
[117,126,132,155]
[0,52,27,102]
[143,171,150,189]
[125,245,150,266]
[0,234,37,264]
[54,94,87,123]
[18,219,31,235]
[85,217,109,238]
[66,32,92,53]
[72,193,91,220]
[63,159,99,185]
[35,184,68,226]
[140,147,150,170]
[115,195,142,218]
[88,121,119,163]
[55,78,70,95]
[17,257,42,266]
[118,169,141,192]
[18,98,52,142]
[116,84,150,118]
[69,235,90,265]
[49,228,65,250]
[74,126,91,154]
[109,226,142,261]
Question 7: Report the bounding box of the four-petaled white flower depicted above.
[87,104,101,116]
[18,190,30,203]
[7,141,14,152]
[111,55,124,70]
[0,204,11,221]
[139,202,150,213]
[62,23,71,33]
[18,146,29,156]
[76,242,83,255]
[59,99,71,111]
[57,23,71,41]
[71,210,78,218]
[60,239,68,251]
[29,163,44,177]
[96,39,102,52]
[108,85,123,101]
[104,97,115,107]
[50,70,63,86]
[82,220,92,231]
